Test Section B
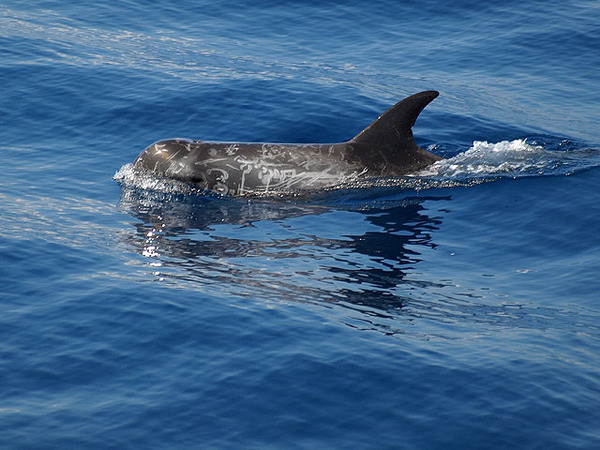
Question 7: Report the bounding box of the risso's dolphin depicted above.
[133,90,442,196]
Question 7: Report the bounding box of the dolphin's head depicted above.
[134,139,207,185]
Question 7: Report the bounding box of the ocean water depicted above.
[1,0,600,448]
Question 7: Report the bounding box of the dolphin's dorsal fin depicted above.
[350,90,439,152]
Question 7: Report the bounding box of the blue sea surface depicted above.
[1,0,600,448]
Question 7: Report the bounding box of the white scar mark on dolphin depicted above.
[230,147,362,193]
[194,157,229,166]
[166,150,183,161]
[238,164,253,195]
[152,143,167,155]
[225,144,240,155]
[207,167,229,182]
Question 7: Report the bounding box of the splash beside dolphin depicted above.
[133,90,442,196]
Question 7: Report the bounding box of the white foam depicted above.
[419,139,547,178]
[113,163,201,195]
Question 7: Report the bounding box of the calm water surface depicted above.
[1,0,599,448]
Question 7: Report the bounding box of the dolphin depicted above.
[133,90,442,196]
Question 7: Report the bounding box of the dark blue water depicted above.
[2,1,600,448]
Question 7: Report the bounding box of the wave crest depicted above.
[413,138,600,184]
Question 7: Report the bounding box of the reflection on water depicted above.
[119,186,448,316]
[118,186,595,337]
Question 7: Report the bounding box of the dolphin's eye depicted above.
[189,175,205,183]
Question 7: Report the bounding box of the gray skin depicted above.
[133,90,442,196]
